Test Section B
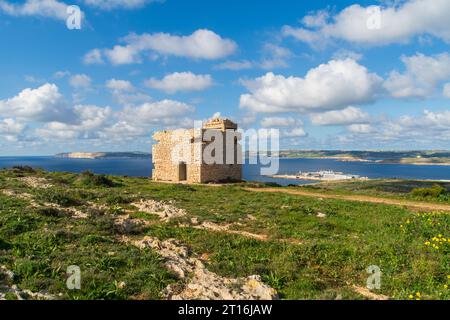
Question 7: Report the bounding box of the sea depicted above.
[2,156,450,186]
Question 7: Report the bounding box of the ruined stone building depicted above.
[152,118,242,183]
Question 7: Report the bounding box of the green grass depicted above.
[0,169,449,300]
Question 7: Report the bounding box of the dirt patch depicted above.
[191,221,269,241]
[352,285,389,300]
[125,236,278,300]
[132,199,187,221]
[246,187,450,212]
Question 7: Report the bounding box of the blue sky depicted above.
[1,0,450,155]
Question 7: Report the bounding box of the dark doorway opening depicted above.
[178,162,187,181]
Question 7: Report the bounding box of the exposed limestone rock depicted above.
[36,203,88,219]
[128,236,277,300]
[0,266,56,300]
[0,265,14,281]
[1,189,87,219]
[114,215,149,234]
[132,199,187,221]
[63,207,88,219]
[132,237,196,279]
[17,177,53,189]
[191,221,268,241]
[164,270,277,300]
[1,189,33,200]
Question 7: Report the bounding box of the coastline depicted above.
[55,152,151,160]
[280,156,450,166]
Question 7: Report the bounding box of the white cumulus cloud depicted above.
[384,53,450,98]
[260,116,303,128]
[145,72,213,93]
[0,0,75,21]
[69,74,92,89]
[281,127,307,138]
[240,59,382,113]
[122,100,194,125]
[283,0,450,47]
[347,124,374,134]
[310,106,370,126]
[215,60,253,71]
[36,104,112,140]
[83,49,104,65]
[88,29,237,65]
[0,118,25,134]
[82,0,159,10]
[0,83,73,122]
[106,79,135,92]
[443,83,450,98]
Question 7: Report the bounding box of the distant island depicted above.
[56,150,450,166]
[277,150,450,166]
[55,152,151,159]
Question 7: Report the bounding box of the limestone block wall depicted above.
[199,130,242,183]
[152,129,203,183]
[152,138,180,182]
[152,119,243,184]
[200,164,242,183]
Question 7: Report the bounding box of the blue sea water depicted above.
[1,156,450,186]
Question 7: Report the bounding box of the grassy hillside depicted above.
[300,179,450,204]
[0,168,449,300]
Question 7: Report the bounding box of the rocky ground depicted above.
[1,265,56,300]
[1,174,278,300]
[127,236,277,300]
[1,169,448,300]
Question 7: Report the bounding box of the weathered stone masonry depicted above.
[152,119,242,184]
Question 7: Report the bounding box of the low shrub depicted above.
[264,182,282,188]
[168,184,196,192]
[77,171,116,188]
[12,166,36,174]
[37,188,82,207]
[0,238,11,250]
[411,184,447,198]
[35,207,67,218]
[105,194,133,205]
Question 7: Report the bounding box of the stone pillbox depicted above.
[152,118,242,183]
